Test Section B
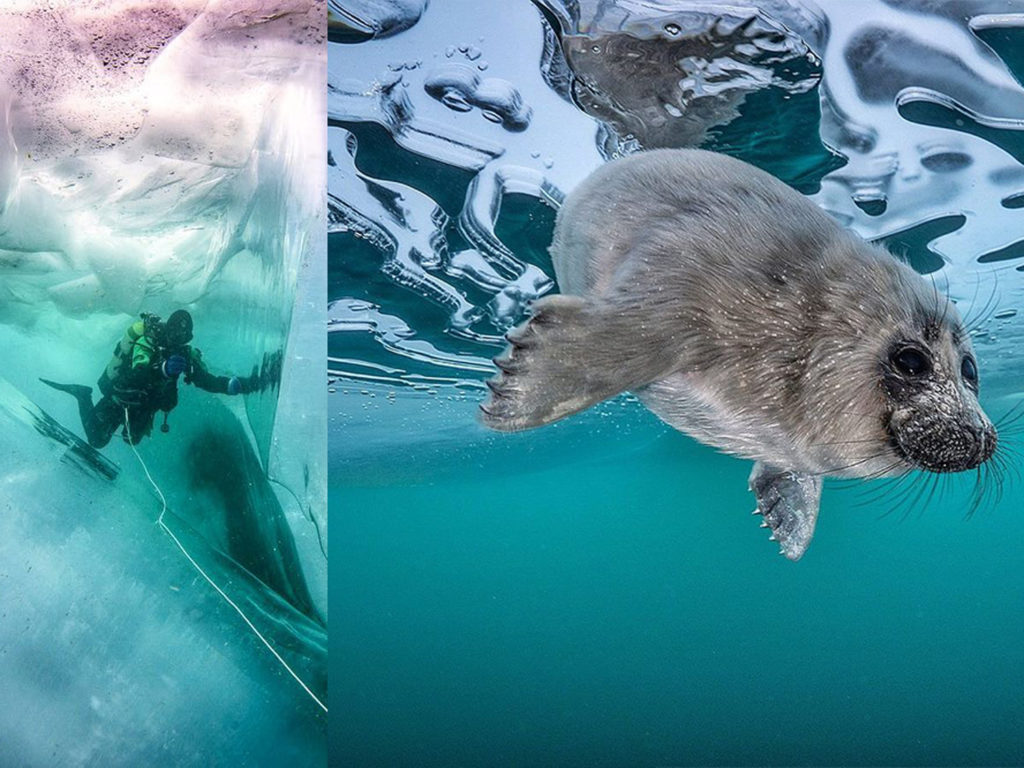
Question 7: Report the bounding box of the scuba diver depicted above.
[42,309,250,448]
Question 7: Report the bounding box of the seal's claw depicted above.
[748,462,823,562]
[492,356,515,374]
[484,378,508,398]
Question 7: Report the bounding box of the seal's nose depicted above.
[897,416,997,473]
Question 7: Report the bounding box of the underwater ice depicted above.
[0,3,326,764]
[330,0,1024,402]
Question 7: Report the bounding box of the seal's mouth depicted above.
[886,414,997,473]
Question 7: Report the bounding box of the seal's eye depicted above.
[891,346,931,377]
[961,355,978,385]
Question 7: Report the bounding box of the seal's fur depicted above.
[482,149,995,559]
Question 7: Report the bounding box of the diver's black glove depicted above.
[162,355,187,379]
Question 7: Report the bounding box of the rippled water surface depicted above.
[331,1,1024,765]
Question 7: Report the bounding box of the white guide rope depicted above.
[123,407,327,714]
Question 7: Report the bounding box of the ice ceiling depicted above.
[2,0,323,321]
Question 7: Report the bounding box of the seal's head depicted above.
[880,308,996,473]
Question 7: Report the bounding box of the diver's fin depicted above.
[39,378,93,403]
[480,294,673,431]
[749,462,823,561]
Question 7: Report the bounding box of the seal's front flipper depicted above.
[749,462,822,561]
[481,294,670,431]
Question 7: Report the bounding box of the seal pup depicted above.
[481,148,996,560]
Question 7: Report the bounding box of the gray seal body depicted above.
[481,149,995,560]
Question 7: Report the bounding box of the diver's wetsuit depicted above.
[44,316,244,448]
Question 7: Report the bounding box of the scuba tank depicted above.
[100,312,161,397]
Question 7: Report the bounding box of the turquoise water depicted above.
[329,2,1024,764]
[333,385,1024,766]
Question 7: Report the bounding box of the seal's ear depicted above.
[749,462,823,561]
[480,294,674,431]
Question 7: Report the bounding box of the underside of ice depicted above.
[1,2,326,763]
[330,0,1024,404]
